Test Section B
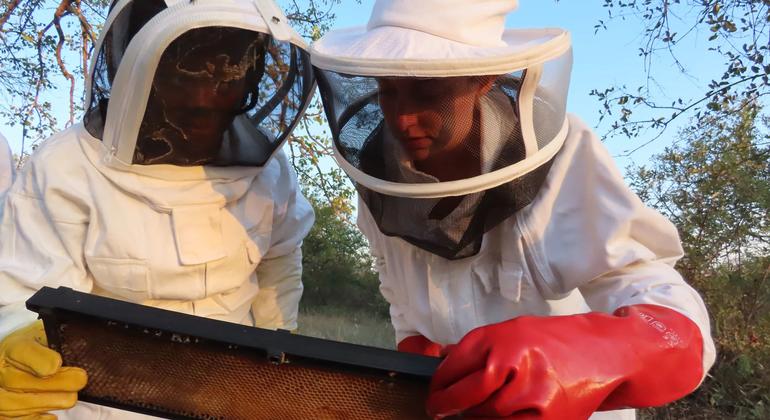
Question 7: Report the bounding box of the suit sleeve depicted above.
[356,196,419,344]
[251,151,314,330]
[518,115,716,380]
[0,156,91,339]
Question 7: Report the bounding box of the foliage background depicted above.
[630,102,769,419]
[593,2,770,417]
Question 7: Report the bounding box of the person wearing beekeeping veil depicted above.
[0,133,11,206]
[0,0,316,418]
[311,0,716,418]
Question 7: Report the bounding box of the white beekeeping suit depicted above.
[0,0,315,418]
[0,133,11,206]
[311,0,715,419]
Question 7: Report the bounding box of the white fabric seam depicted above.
[519,64,544,157]
[515,214,561,297]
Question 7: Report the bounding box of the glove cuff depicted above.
[397,335,442,357]
[600,304,705,409]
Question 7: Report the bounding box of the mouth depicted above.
[180,121,219,132]
[173,112,231,132]
[401,136,433,151]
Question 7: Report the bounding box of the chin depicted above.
[408,150,431,162]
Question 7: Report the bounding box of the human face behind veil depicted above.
[134,27,267,166]
[377,76,495,178]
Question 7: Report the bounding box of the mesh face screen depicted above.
[318,73,529,183]
[27,287,436,420]
[314,58,571,259]
[133,27,270,166]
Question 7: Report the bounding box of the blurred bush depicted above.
[632,103,769,419]
[300,198,390,319]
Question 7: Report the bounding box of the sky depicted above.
[1,0,727,175]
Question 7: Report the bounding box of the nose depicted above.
[394,113,419,133]
[186,85,214,108]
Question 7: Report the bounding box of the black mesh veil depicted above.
[315,51,571,259]
[84,0,315,167]
[360,163,554,259]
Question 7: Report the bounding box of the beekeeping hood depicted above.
[311,0,573,259]
[84,0,315,167]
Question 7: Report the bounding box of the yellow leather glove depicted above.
[0,321,87,419]
[0,415,56,420]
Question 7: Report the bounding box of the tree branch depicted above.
[0,0,21,32]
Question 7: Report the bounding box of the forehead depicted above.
[157,27,265,69]
[377,76,480,93]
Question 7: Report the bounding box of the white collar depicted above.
[77,124,262,211]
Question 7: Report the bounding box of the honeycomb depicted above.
[53,318,430,420]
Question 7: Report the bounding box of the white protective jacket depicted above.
[0,124,314,419]
[0,133,12,206]
[358,114,716,420]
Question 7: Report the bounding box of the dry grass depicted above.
[297,306,396,350]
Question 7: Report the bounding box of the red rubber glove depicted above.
[397,335,443,357]
[427,304,704,419]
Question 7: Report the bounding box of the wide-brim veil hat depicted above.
[84,0,316,170]
[311,0,574,259]
[311,0,571,77]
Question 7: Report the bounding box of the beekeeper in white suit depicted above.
[0,0,315,418]
[311,0,716,419]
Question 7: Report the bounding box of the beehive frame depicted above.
[26,287,440,420]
